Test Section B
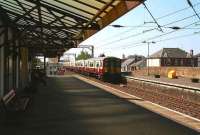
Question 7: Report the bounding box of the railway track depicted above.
[124,76,200,93]
[67,72,200,119]
[122,76,200,119]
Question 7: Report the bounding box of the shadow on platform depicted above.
[0,77,198,135]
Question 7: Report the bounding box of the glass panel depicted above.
[62,17,77,24]
[78,0,105,7]
[52,22,63,26]
[0,3,25,14]
[41,0,92,19]
[17,19,28,25]
[18,0,36,8]
[58,0,98,14]
[2,0,24,11]
[41,7,55,19]
[20,3,33,10]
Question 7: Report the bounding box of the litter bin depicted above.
[168,70,176,79]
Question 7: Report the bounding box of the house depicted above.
[121,55,144,72]
[130,59,146,70]
[195,53,200,67]
[147,48,198,67]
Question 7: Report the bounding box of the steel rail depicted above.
[124,76,200,93]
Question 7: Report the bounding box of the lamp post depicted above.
[142,41,156,76]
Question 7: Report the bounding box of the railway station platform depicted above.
[133,75,200,89]
[0,76,199,135]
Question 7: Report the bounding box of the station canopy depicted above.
[0,0,143,57]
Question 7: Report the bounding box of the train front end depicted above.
[103,57,121,83]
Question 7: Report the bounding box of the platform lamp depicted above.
[142,41,156,76]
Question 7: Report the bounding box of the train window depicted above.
[111,60,115,67]
[90,62,93,67]
[96,63,99,67]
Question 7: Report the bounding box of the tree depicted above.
[99,53,105,57]
[76,51,92,60]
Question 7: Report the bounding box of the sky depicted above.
[63,0,200,60]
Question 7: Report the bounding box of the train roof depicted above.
[86,57,120,61]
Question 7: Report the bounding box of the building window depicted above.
[174,59,178,66]
[167,58,171,65]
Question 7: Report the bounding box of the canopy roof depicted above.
[0,0,143,57]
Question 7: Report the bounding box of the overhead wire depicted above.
[102,31,200,51]
[100,20,200,51]
[127,30,200,50]
[154,31,200,43]
[187,0,200,20]
[98,11,200,48]
[144,20,200,42]
[142,2,164,32]
[156,2,200,20]
[93,2,200,45]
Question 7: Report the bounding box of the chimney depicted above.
[190,49,194,57]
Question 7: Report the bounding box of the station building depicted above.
[195,53,200,67]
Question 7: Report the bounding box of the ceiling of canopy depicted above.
[0,0,142,57]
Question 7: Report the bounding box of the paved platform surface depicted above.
[0,76,199,135]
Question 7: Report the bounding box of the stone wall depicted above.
[132,67,200,78]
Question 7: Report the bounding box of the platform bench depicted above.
[1,89,30,112]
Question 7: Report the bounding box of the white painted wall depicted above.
[147,59,161,67]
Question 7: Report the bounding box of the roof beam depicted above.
[25,0,89,23]
[14,4,38,23]
[74,0,106,13]
[14,0,36,23]
[36,0,43,43]
[0,24,99,30]
[82,0,143,40]
[55,0,96,17]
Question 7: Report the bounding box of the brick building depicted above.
[147,48,198,67]
[195,53,200,67]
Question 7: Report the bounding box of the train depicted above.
[64,57,122,83]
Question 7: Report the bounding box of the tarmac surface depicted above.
[0,76,199,135]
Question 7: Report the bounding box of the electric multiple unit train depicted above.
[64,57,121,83]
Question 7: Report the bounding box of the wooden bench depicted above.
[1,89,30,112]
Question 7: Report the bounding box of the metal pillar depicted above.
[0,46,4,97]
[142,41,156,76]
[147,43,149,76]
[44,55,46,73]
[16,47,19,89]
